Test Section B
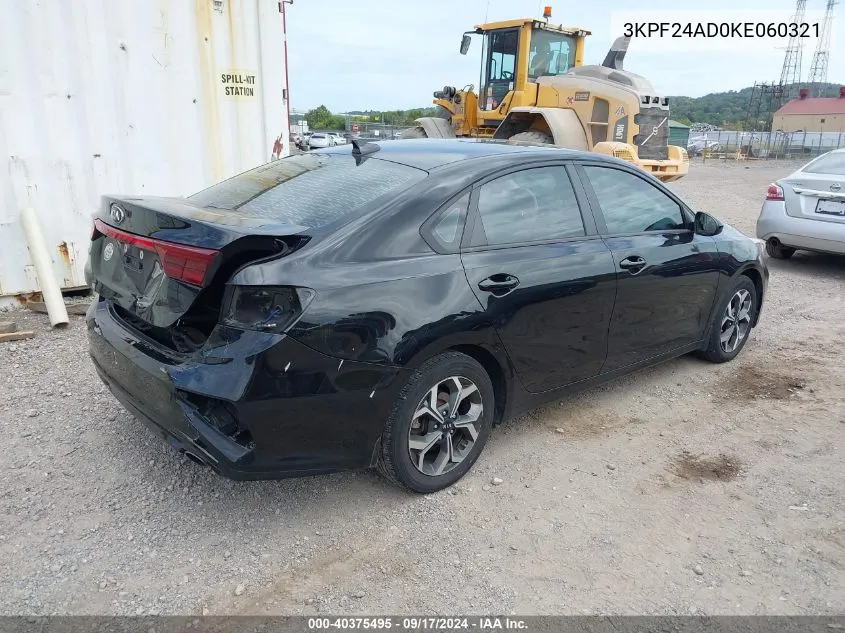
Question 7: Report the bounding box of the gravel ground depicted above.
[1,159,843,616]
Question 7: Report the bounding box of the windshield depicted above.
[802,152,845,175]
[187,154,425,229]
[528,28,577,80]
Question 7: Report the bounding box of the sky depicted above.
[284,0,845,113]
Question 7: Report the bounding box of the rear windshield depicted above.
[188,153,425,228]
[803,152,845,175]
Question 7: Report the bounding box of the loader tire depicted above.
[401,127,428,139]
[508,131,553,145]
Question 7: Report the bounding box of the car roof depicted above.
[315,138,607,171]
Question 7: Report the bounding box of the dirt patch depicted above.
[722,365,806,401]
[670,451,743,482]
[544,403,646,440]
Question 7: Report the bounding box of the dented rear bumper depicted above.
[87,299,407,479]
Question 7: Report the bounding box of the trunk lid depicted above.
[88,195,307,341]
[781,159,845,225]
[87,151,427,350]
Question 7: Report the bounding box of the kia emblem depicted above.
[110,203,126,224]
[830,183,841,192]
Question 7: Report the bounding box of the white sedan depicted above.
[756,148,845,258]
[308,133,333,148]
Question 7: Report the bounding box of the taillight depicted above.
[93,219,219,286]
[221,286,314,333]
[766,183,784,201]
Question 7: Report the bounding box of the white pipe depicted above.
[20,207,69,327]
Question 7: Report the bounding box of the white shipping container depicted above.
[0,0,290,303]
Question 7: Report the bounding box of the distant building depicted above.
[668,120,690,148]
[773,87,845,133]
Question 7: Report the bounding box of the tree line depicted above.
[300,83,844,132]
[300,105,439,131]
[669,83,843,129]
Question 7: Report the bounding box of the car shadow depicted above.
[767,250,845,279]
[92,409,410,528]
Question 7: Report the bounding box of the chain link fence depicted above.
[688,130,845,159]
[343,121,415,140]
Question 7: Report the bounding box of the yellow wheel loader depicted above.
[405,8,689,182]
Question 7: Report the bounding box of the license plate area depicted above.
[121,243,148,273]
[99,235,160,288]
[816,199,845,216]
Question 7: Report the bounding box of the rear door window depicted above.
[188,154,425,229]
[474,166,585,246]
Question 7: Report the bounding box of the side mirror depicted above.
[694,211,723,236]
[460,34,471,55]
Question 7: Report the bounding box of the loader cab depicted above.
[473,20,589,114]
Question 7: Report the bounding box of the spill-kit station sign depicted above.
[221,71,258,99]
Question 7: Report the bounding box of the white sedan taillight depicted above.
[766,183,785,201]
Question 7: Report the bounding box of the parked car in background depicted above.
[308,132,332,148]
[330,132,346,145]
[757,148,845,258]
[297,133,311,151]
[687,138,721,156]
[86,139,768,493]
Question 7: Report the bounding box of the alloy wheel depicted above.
[408,376,483,477]
[720,289,753,353]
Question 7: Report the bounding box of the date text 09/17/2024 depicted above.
[307,617,529,630]
[622,22,820,38]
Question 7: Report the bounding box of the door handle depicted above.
[478,274,520,293]
[619,256,647,274]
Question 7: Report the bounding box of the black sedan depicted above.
[85,139,768,493]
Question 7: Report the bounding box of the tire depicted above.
[376,352,495,493]
[765,241,795,259]
[698,276,757,363]
[400,126,427,139]
[508,130,553,145]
